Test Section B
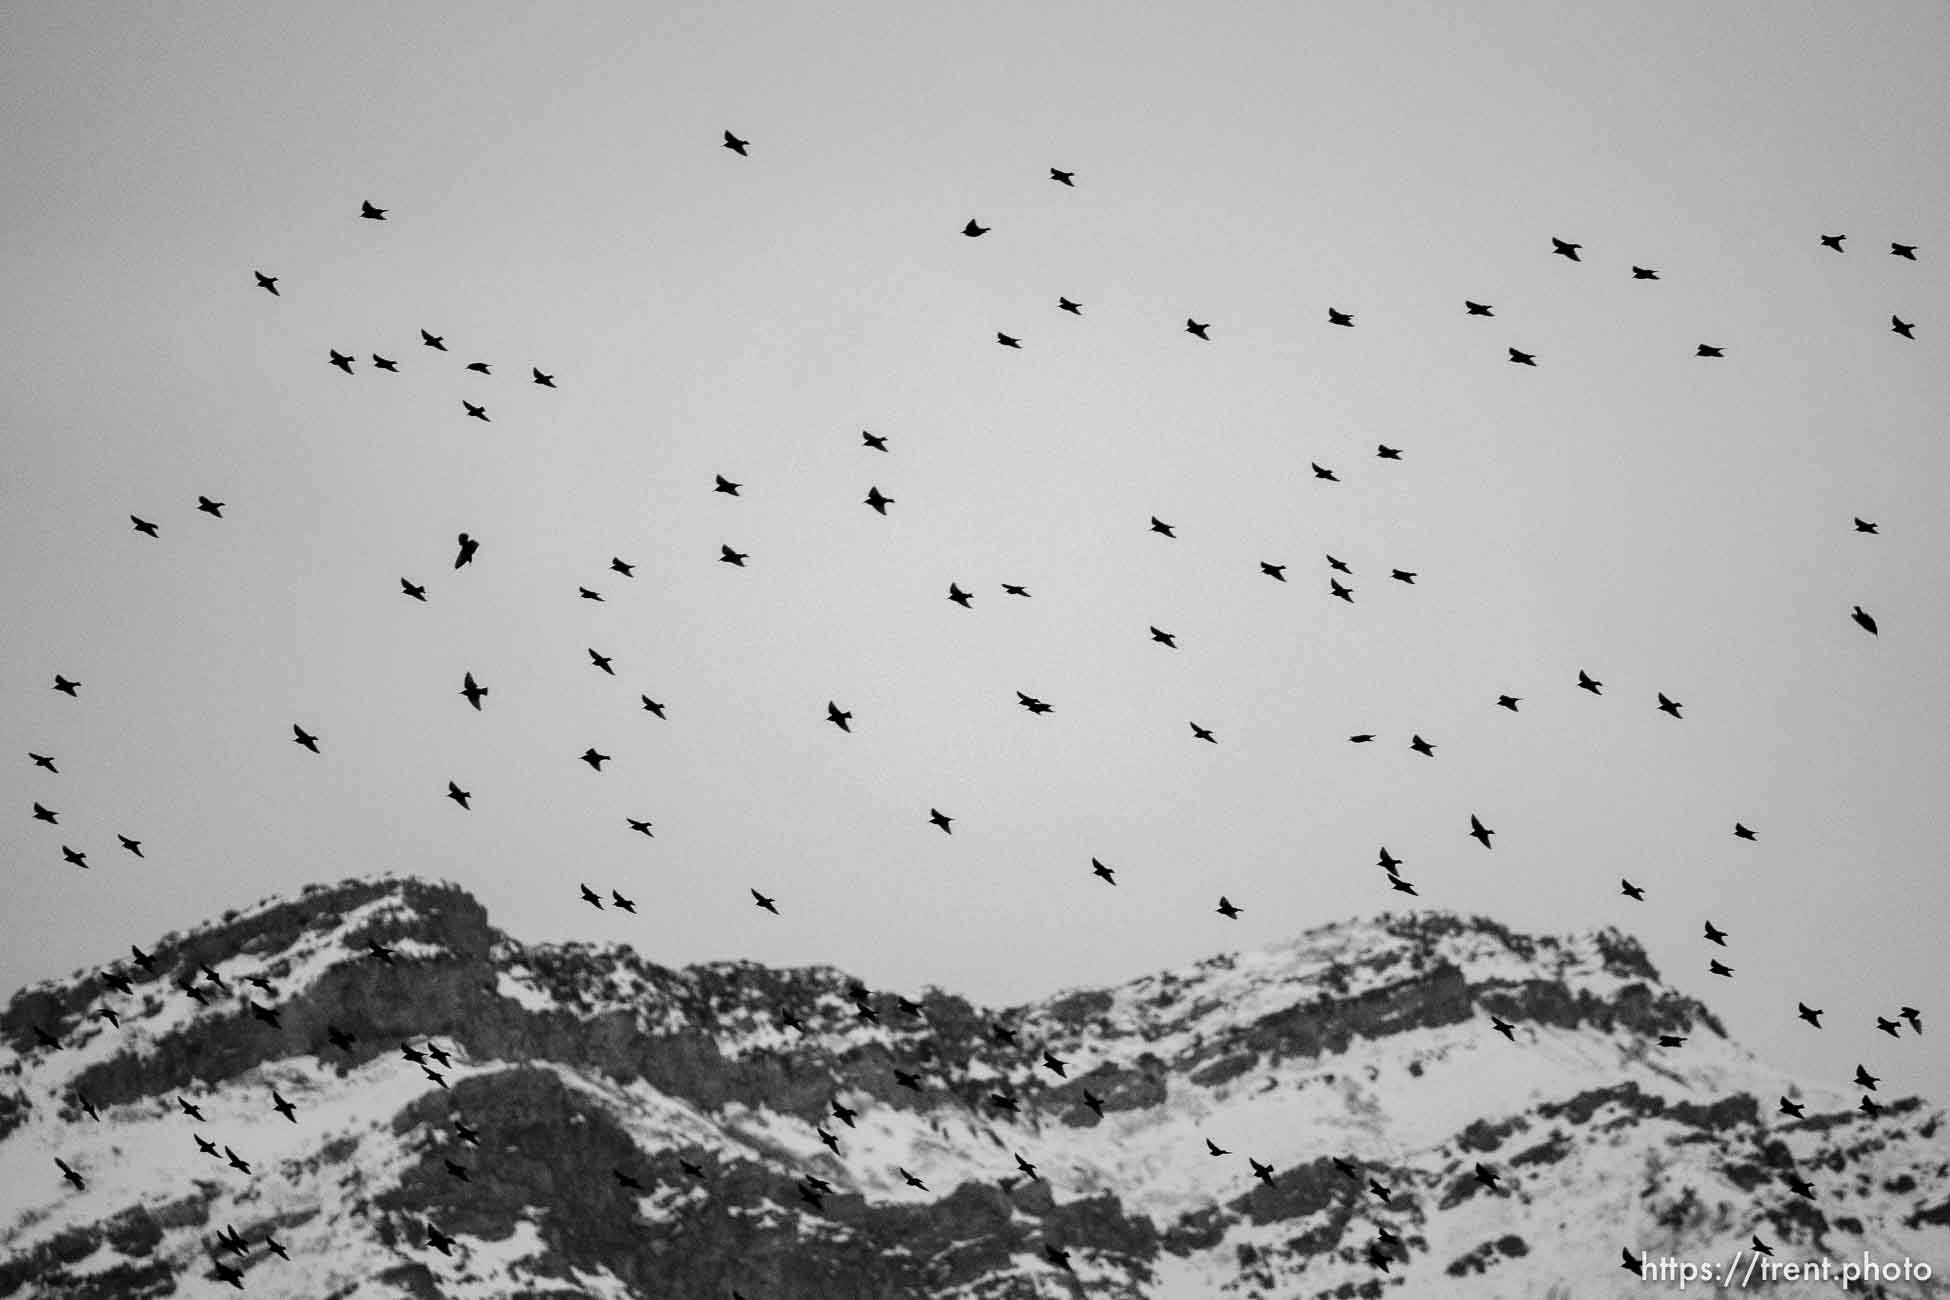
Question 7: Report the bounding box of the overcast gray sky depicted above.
[4,0,1946,1098]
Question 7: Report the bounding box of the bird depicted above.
[454,533,478,568]
[1877,1016,1901,1038]
[1310,462,1338,481]
[1186,319,1211,339]
[579,884,603,909]
[420,330,446,350]
[1091,858,1117,885]
[396,577,428,603]
[1016,691,1052,715]
[865,486,893,514]
[1709,959,1733,977]
[1013,1152,1038,1178]
[1855,517,1879,534]
[1632,266,1660,279]
[365,941,394,965]
[1620,879,1645,901]
[1058,297,1082,314]
[1577,670,1602,694]
[713,473,741,495]
[1150,515,1175,537]
[1860,1096,1882,1118]
[1492,1016,1515,1041]
[1508,347,1536,365]
[32,802,58,824]
[996,332,1021,348]
[1854,1064,1878,1091]
[1779,1096,1806,1119]
[55,1158,85,1190]
[831,1099,858,1128]
[131,515,159,537]
[578,587,602,601]
[1190,722,1216,744]
[371,354,397,371]
[1205,1137,1229,1156]
[1735,823,1757,840]
[62,846,88,869]
[610,557,634,576]
[1082,1090,1106,1118]
[425,1223,456,1254]
[1901,1006,1923,1034]
[1391,569,1416,584]
[862,430,888,451]
[1327,308,1353,327]
[1368,1179,1392,1204]
[1409,734,1435,756]
[588,648,614,674]
[1250,1157,1275,1185]
[329,349,354,373]
[1551,237,1582,261]
[194,1133,219,1157]
[292,725,319,754]
[272,1091,296,1122]
[1475,1163,1501,1190]
[1891,242,1917,260]
[928,808,953,834]
[640,697,664,717]
[1798,1003,1824,1027]
[1216,895,1242,919]
[253,271,278,295]
[1623,1249,1645,1277]
[1656,692,1683,718]
[1696,344,1724,358]
[1658,1034,1686,1047]
[1348,733,1374,743]
[1260,562,1286,581]
[816,1127,841,1154]
[1378,847,1402,875]
[462,400,489,421]
[1852,605,1878,635]
[1892,316,1915,339]
[29,752,57,773]
[532,368,555,386]
[360,200,386,220]
[427,1042,452,1067]
[1496,695,1520,712]
[1704,921,1728,946]
[824,701,852,733]
[453,1120,479,1145]
[1376,444,1402,459]
[963,219,989,237]
[445,781,470,810]
[192,495,224,518]
[751,889,778,915]
[129,945,155,972]
[1469,814,1495,849]
[580,748,610,771]
[722,130,748,155]
[460,672,487,710]
[464,361,491,374]
[1820,234,1845,251]
[178,1096,205,1120]
[1784,1174,1814,1199]
[720,545,748,566]
[1329,579,1353,602]
[1149,625,1177,648]
[1464,300,1494,316]
[264,1234,289,1260]
[1325,555,1351,573]
[948,582,972,607]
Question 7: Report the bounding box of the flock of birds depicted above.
[16,125,1932,1290]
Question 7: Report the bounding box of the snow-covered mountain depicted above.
[2,875,1945,1299]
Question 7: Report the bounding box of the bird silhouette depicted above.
[611,557,635,576]
[1260,562,1287,581]
[1091,858,1117,884]
[1150,515,1175,537]
[1852,605,1878,635]
[33,802,58,824]
[1058,297,1082,314]
[178,1096,205,1121]
[1326,555,1351,573]
[1620,879,1645,901]
[329,349,354,373]
[1311,462,1338,481]
[454,533,478,568]
[641,697,664,717]
[1464,300,1493,316]
[1855,517,1879,533]
[963,219,989,237]
[752,889,778,914]
[1659,1034,1687,1047]
[465,361,491,374]
[580,748,610,771]
[1329,579,1353,602]
[1496,695,1520,711]
[1704,921,1728,946]
[865,486,893,514]
[1391,569,1416,584]
[462,400,489,421]
[722,130,749,155]
[1216,895,1241,919]
[360,200,386,220]
[196,496,224,517]
[1190,722,1217,743]
[1820,234,1845,251]
[425,1223,456,1254]
[1734,822,1757,840]
[55,1158,84,1191]
[445,782,470,810]
[254,271,278,295]
[1709,959,1733,977]
[1798,1003,1824,1027]
[611,891,636,913]
[1469,814,1495,848]
[627,818,654,837]
[928,808,953,834]
[1855,1064,1878,1090]
[460,672,487,710]
[533,368,556,386]
[827,702,852,732]
[1891,243,1917,260]
[29,752,57,773]
[1349,733,1374,743]
[578,587,602,601]
[1696,344,1724,357]
[61,846,87,869]
[1508,348,1537,365]
[1250,1157,1275,1185]
[1409,735,1435,756]
[1901,1006,1923,1033]
[948,582,972,608]
[1550,237,1581,261]
[131,515,159,537]
[272,1091,296,1122]
[580,884,603,908]
[1632,266,1659,279]
[421,330,446,350]
[1186,319,1211,339]
[1656,692,1683,718]
[1000,583,1030,597]
[1327,308,1353,327]
[1577,670,1602,695]
[1016,691,1052,715]
[862,430,888,451]
[588,649,614,674]
[372,354,397,371]
[292,725,319,753]
[720,545,748,566]
[1050,168,1075,185]
[1376,444,1402,459]
[1877,1016,1901,1038]
[1205,1137,1230,1156]
[1892,316,1915,339]
[1150,626,1177,648]
[996,332,1021,348]
[713,473,741,495]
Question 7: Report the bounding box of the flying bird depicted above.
[292,725,319,753]
[1632,266,1659,279]
[1901,1005,1923,1033]
[1469,814,1495,848]
[1327,308,1353,326]
[1508,347,1537,365]
[1216,895,1241,919]
[1620,879,1644,901]
[1734,823,1756,840]
[421,330,445,350]
[1149,625,1177,648]
[360,200,386,220]
[193,496,223,517]
[721,129,750,154]
[1391,569,1416,584]
[1496,695,1520,711]
[62,846,87,869]
[1050,168,1075,185]
[1577,670,1602,695]
[720,545,748,566]
[1376,445,1402,459]
[1260,562,1286,580]
[1001,582,1030,597]
[627,818,654,837]
[612,892,636,914]
[1016,691,1053,715]
[1329,579,1353,603]
[963,219,989,237]
[1150,515,1175,537]
[1186,319,1210,339]
[578,587,602,601]
[254,271,278,295]
[1349,733,1374,744]
[533,368,555,386]
[1891,243,1917,260]
[752,889,778,914]
[580,748,610,771]
[465,361,491,374]
[1656,692,1683,717]
[714,474,741,495]
[1091,858,1117,884]
[445,781,470,810]
[1709,959,1733,977]
[948,582,972,607]
[1325,555,1351,573]
[1550,237,1581,261]
[329,349,354,373]
[1311,462,1338,481]
[928,808,954,834]
[460,672,487,710]
[862,430,888,451]
[1409,734,1435,756]
[1704,921,1728,946]
[29,752,57,773]
[1464,301,1493,316]
[1798,1004,1824,1027]
[611,557,635,576]
[1205,1137,1230,1157]
[1855,517,1878,533]
[131,515,159,537]
[580,884,603,908]
[827,702,852,731]
[463,400,489,421]
[640,697,663,717]
[1855,1065,1878,1091]
[1058,297,1081,314]
[1190,722,1216,743]
[272,1091,296,1122]
[454,533,478,567]
[589,649,614,674]
[1696,344,1723,357]
[1851,605,1878,635]
[1892,316,1915,339]
[372,354,397,370]
[996,332,1021,348]
[56,1159,85,1191]
[1820,234,1845,251]
[865,486,893,514]
[33,802,58,824]
[1876,1016,1901,1038]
